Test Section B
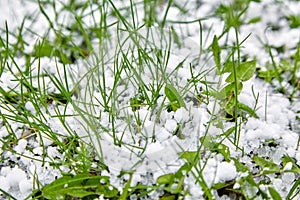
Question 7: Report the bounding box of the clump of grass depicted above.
[0,0,299,200]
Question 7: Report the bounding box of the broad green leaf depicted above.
[209,81,243,101]
[200,136,215,149]
[225,97,235,116]
[236,60,256,81]
[173,124,185,139]
[281,155,300,174]
[212,143,230,161]
[279,59,292,71]
[33,40,70,64]
[226,60,256,83]
[160,194,177,200]
[212,182,229,190]
[42,174,118,199]
[34,41,54,58]
[165,83,186,111]
[212,35,221,73]
[220,126,235,137]
[232,158,249,172]
[179,151,198,164]
[238,102,259,118]
[200,136,230,160]
[156,173,175,185]
[222,61,234,73]
[254,156,280,174]
[66,190,94,198]
[209,88,226,100]
[224,82,243,98]
[258,61,278,82]
[268,187,282,200]
[287,14,300,28]
[175,163,191,178]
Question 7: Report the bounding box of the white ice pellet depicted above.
[0,176,10,191]
[0,126,9,138]
[273,178,283,192]
[47,146,61,159]
[145,142,164,155]
[1,166,12,177]
[165,119,177,132]
[25,101,36,115]
[33,146,44,155]
[280,132,298,148]
[202,158,217,187]
[155,127,170,142]
[282,172,295,185]
[174,107,189,122]
[19,179,32,194]
[14,139,28,154]
[138,108,150,121]
[215,161,237,183]
[41,134,54,147]
[19,153,32,166]
[143,120,155,138]
[6,167,27,187]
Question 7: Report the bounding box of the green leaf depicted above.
[173,123,185,139]
[179,151,198,164]
[247,16,261,24]
[34,40,54,58]
[268,187,282,200]
[281,155,300,174]
[200,136,231,160]
[212,143,230,161]
[238,102,259,118]
[171,26,182,48]
[221,81,243,100]
[156,173,175,185]
[279,59,293,71]
[200,136,215,149]
[175,163,191,178]
[287,178,300,199]
[33,40,71,64]
[222,61,234,73]
[120,172,133,200]
[220,126,235,137]
[254,156,280,174]
[160,194,177,200]
[212,182,230,190]
[232,158,249,172]
[212,35,222,73]
[287,14,300,28]
[66,190,94,198]
[226,60,256,83]
[42,174,118,199]
[225,97,235,116]
[165,83,186,111]
[237,60,257,81]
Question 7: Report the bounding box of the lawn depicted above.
[0,0,300,199]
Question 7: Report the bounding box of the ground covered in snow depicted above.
[0,0,300,199]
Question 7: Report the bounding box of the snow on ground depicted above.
[0,0,299,199]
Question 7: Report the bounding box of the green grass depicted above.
[0,0,299,199]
